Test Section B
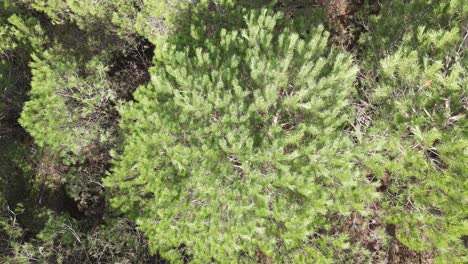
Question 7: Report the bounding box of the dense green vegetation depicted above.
[1,0,466,263]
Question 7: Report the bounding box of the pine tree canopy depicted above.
[1,0,466,263]
[105,9,378,262]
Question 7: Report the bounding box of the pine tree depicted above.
[105,9,376,262]
[355,1,467,261]
[19,47,115,162]
[358,49,467,262]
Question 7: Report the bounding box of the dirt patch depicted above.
[385,224,435,264]
[108,38,154,101]
[274,0,369,51]
[326,0,365,50]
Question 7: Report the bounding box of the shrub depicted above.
[19,47,115,162]
[355,1,467,261]
[357,47,467,262]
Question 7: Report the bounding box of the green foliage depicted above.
[0,0,22,49]
[358,49,467,262]
[358,0,467,67]
[2,211,155,263]
[0,0,39,117]
[105,9,377,262]
[1,2,159,263]
[1,4,37,260]
[28,0,272,45]
[133,0,270,44]
[0,203,27,262]
[355,1,468,261]
[30,0,136,37]
[19,47,115,161]
[1,0,466,263]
